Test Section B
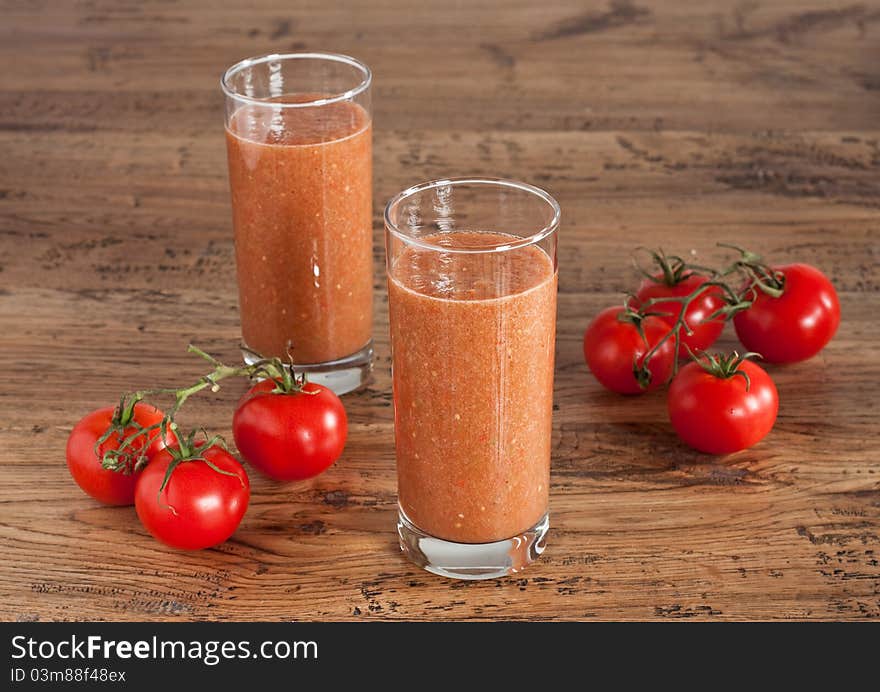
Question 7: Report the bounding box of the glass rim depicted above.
[221,52,372,109]
[384,177,561,255]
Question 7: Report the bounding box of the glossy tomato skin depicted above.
[233,380,347,481]
[583,306,676,394]
[135,445,249,550]
[66,404,166,506]
[733,263,840,364]
[636,273,726,357]
[668,360,778,455]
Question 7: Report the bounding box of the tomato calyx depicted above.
[155,428,245,515]
[688,349,763,391]
[633,247,716,288]
[240,343,319,397]
[719,243,786,299]
[616,299,660,334]
[95,395,165,475]
[612,301,668,390]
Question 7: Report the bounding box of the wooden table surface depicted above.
[2,0,878,622]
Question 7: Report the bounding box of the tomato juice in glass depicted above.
[222,53,373,394]
[385,178,559,579]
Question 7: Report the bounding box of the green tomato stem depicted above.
[98,343,310,474]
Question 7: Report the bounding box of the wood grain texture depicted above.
[1,0,878,621]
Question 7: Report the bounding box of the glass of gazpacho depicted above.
[222,53,373,394]
[385,178,560,579]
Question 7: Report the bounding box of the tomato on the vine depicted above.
[233,379,347,481]
[135,443,249,550]
[636,272,726,357]
[583,306,676,394]
[668,353,778,455]
[66,403,167,506]
[734,263,840,363]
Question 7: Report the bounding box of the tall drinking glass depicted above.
[222,53,373,394]
[385,178,560,579]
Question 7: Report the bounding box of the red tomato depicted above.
[668,359,778,455]
[733,263,840,363]
[583,306,676,394]
[233,380,348,481]
[66,404,167,506]
[135,445,249,550]
[636,273,726,357]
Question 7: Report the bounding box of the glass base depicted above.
[242,340,373,396]
[397,507,549,580]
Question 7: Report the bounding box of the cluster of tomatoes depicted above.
[66,355,348,550]
[583,249,841,455]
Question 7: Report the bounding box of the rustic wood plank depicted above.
[1,0,878,620]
